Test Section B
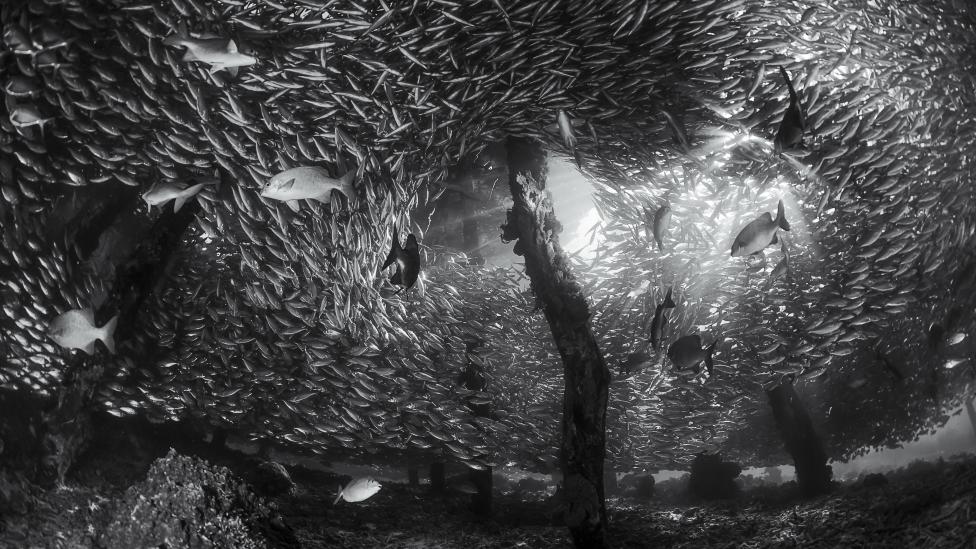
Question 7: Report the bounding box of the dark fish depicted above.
[382,228,421,291]
[667,334,717,375]
[774,66,806,152]
[731,200,790,257]
[650,287,676,350]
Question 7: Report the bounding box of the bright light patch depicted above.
[565,207,603,260]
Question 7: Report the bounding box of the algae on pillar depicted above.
[501,136,611,549]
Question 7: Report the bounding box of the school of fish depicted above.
[1,0,975,474]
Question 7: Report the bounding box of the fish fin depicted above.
[705,341,717,375]
[173,196,188,212]
[381,229,400,270]
[333,486,343,505]
[182,50,197,62]
[391,268,402,286]
[776,200,790,231]
[779,66,798,105]
[663,288,675,308]
[573,149,583,171]
[100,314,118,354]
[227,39,238,53]
[655,236,663,251]
[338,167,358,198]
[227,66,239,78]
[83,341,95,355]
[164,20,189,47]
[771,233,778,245]
[280,178,296,192]
[286,200,301,213]
[80,308,95,322]
[185,182,208,196]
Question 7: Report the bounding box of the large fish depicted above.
[381,228,421,291]
[47,309,118,355]
[731,200,790,257]
[667,334,717,374]
[650,287,676,350]
[162,21,256,75]
[142,180,212,212]
[334,477,381,504]
[261,166,356,212]
[774,66,806,152]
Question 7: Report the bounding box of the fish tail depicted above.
[339,166,358,197]
[184,182,208,196]
[333,485,343,505]
[776,200,790,231]
[174,182,207,212]
[381,228,400,270]
[163,19,189,46]
[779,65,798,104]
[100,314,118,354]
[663,288,675,308]
[705,341,717,375]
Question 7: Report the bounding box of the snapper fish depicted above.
[47,308,118,355]
[731,200,790,257]
[667,334,717,375]
[142,180,213,212]
[381,228,421,291]
[261,166,356,212]
[162,21,256,75]
[334,477,381,504]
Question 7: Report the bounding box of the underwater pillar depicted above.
[210,428,228,449]
[37,197,202,487]
[766,382,832,497]
[502,136,611,548]
[430,462,445,493]
[468,466,492,515]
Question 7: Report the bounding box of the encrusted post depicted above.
[766,382,832,497]
[502,136,611,548]
[37,197,202,487]
[430,462,445,493]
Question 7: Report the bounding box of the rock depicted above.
[619,473,655,499]
[688,452,741,500]
[862,473,888,488]
[0,469,31,515]
[250,461,296,499]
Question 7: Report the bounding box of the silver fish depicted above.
[334,477,381,504]
[142,180,211,212]
[162,22,256,75]
[47,309,118,355]
[261,166,356,212]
